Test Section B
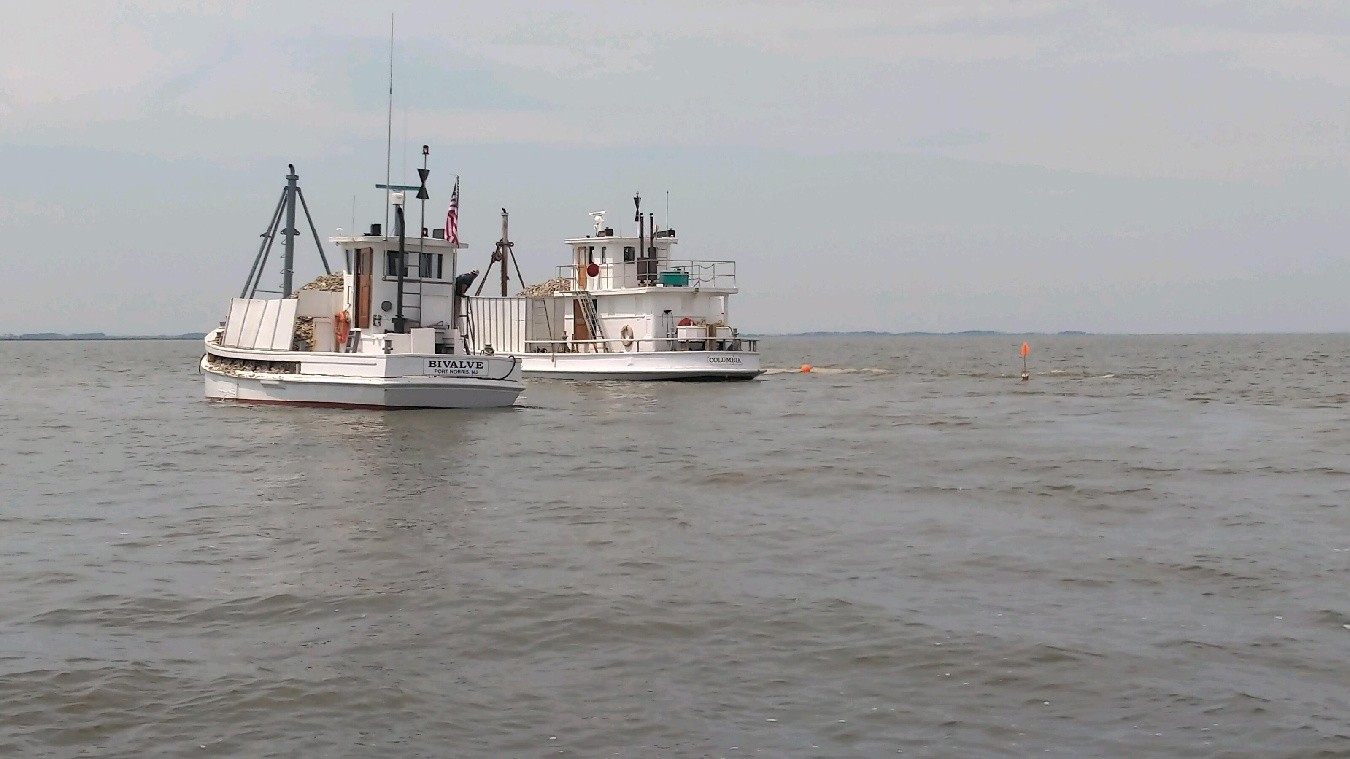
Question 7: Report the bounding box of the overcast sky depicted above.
[1,0,1346,334]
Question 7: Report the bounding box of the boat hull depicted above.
[518,350,762,381]
[202,335,524,409]
[203,364,522,408]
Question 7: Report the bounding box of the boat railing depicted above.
[555,259,737,291]
[523,336,758,354]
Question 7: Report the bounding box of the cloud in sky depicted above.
[0,0,1346,334]
[6,1,1346,169]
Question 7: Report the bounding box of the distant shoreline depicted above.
[0,333,208,342]
[754,330,1091,337]
[755,330,1347,337]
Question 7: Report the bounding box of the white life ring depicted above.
[620,324,635,348]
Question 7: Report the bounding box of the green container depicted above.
[658,270,689,287]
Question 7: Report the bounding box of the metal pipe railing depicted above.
[522,336,758,354]
[555,259,738,290]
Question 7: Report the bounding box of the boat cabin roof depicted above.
[329,235,466,251]
[564,233,676,247]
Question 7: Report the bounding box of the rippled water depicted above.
[1,335,1347,757]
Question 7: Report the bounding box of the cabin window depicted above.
[588,246,595,264]
[419,252,434,279]
[436,253,444,279]
[623,246,635,262]
[385,250,406,277]
[648,246,657,257]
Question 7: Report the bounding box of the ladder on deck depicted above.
[576,295,611,353]
[458,296,475,353]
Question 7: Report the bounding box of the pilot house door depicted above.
[571,300,591,341]
[355,248,373,328]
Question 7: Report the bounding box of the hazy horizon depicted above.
[2,1,1346,335]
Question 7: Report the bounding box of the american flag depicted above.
[445,175,460,244]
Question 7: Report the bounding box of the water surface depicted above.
[0,335,1347,757]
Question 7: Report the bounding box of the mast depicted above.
[373,145,428,333]
[634,192,644,284]
[281,164,298,297]
[418,145,429,244]
[393,194,407,334]
[500,209,509,296]
[240,165,327,298]
[416,144,429,286]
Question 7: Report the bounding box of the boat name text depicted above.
[425,358,488,376]
[709,356,743,364]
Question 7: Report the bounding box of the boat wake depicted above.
[765,366,891,376]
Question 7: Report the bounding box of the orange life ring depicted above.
[334,311,351,347]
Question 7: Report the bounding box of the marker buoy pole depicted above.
[1020,341,1030,381]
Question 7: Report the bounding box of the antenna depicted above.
[384,13,394,235]
[589,210,606,234]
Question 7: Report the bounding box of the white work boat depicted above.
[463,196,763,381]
[203,164,524,409]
